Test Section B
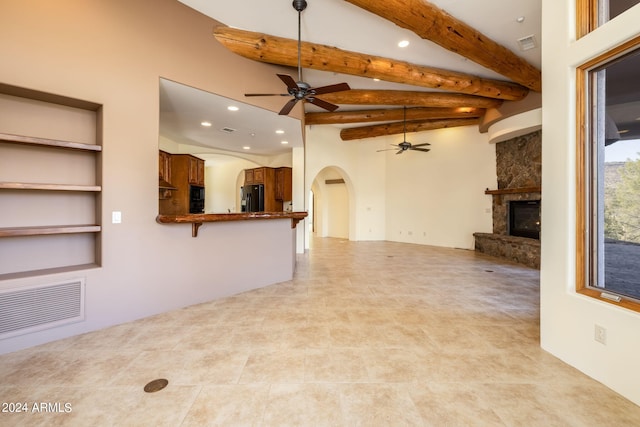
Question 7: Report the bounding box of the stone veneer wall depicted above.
[475,130,542,268]
[493,130,542,234]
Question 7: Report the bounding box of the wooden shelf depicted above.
[484,186,541,195]
[0,182,101,192]
[0,85,103,277]
[0,225,101,238]
[0,132,102,152]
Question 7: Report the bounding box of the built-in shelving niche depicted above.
[0,84,102,280]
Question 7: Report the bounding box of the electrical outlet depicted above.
[594,324,607,345]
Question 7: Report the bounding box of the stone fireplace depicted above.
[474,130,541,268]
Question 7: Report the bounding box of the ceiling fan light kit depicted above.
[244,0,350,115]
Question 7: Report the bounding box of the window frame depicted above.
[576,0,598,39]
[576,35,640,312]
[577,0,640,38]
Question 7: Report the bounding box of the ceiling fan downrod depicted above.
[293,0,307,83]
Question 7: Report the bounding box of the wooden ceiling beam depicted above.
[311,89,502,109]
[305,107,484,125]
[213,26,529,101]
[344,0,541,92]
[340,118,480,141]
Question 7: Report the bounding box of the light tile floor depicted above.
[1,237,639,426]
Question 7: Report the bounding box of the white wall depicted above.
[204,158,258,213]
[541,0,640,405]
[305,125,387,241]
[305,124,495,249]
[385,125,495,249]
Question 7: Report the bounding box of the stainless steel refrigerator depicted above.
[242,184,264,212]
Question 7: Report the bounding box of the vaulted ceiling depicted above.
[166,0,541,154]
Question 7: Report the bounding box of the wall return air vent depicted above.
[0,279,85,340]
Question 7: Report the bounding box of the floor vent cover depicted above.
[0,279,85,340]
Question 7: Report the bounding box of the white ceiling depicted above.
[159,79,304,156]
[163,0,542,155]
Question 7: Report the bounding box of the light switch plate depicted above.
[112,211,122,224]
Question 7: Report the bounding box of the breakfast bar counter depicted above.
[156,211,308,237]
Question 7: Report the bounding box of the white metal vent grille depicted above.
[0,279,85,340]
[517,35,538,51]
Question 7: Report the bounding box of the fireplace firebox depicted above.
[508,200,541,239]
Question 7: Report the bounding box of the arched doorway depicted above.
[310,167,350,239]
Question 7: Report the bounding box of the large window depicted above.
[577,37,640,310]
[577,0,640,38]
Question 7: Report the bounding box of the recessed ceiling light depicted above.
[516,16,525,23]
[227,106,239,111]
[200,121,212,127]
[276,130,285,134]
[281,140,289,145]
[373,78,381,82]
[243,146,251,150]
[398,40,410,48]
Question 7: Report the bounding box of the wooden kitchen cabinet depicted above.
[188,155,205,186]
[275,167,292,202]
[253,167,265,184]
[159,153,205,215]
[159,150,172,184]
[245,167,266,185]
[245,169,254,184]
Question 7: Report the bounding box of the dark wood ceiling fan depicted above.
[377,107,431,154]
[244,0,350,115]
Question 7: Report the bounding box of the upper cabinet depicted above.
[187,155,205,186]
[245,167,266,185]
[159,150,172,185]
[275,167,292,202]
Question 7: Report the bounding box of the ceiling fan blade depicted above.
[245,93,290,97]
[307,97,339,112]
[277,74,299,91]
[410,147,431,152]
[279,98,299,115]
[396,150,404,155]
[376,148,398,152]
[311,82,351,95]
[412,142,431,147]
